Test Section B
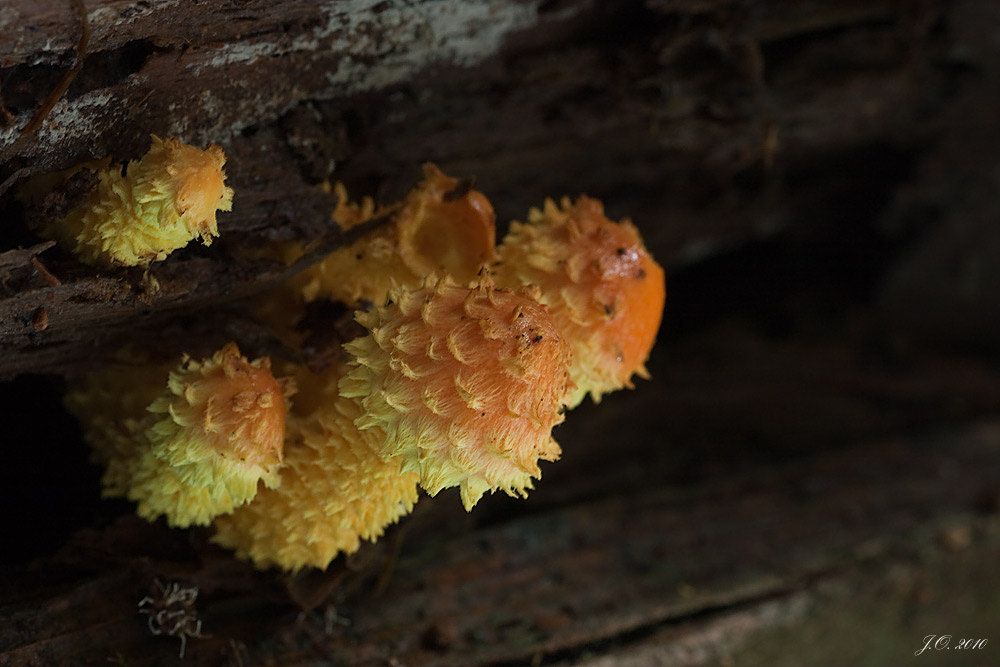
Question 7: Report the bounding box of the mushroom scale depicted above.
[339,272,572,510]
[495,196,666,407]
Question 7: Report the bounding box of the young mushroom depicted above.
[297,163,498,307]
[66,344,292,528]
[38,135,233,267]
[339,271,573,510]
[494,196,665,407]
[132,343,293,527]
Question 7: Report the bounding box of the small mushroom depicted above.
[38,135,233,267]
[297,163,498,307]
[495,196,665,407]
[340,271,572,510]
[131,343,292,527]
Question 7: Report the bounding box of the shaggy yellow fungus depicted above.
[131,343,293,527]
[297,163,497,306]
[212,364,420,571]
[495,196,665,407]
[60,160,668,571]
[43,135,233,267]
[339,271,572,510]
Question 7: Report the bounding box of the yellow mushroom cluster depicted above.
[57,147,665,571]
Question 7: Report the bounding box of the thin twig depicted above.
[30,256,63,286]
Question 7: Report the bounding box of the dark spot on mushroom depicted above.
[615,247,625,256]
[532,335,543,344]
[602,303,613,316]
[636,268,646,280]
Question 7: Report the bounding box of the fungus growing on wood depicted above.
[495,196,665,407]
[339,271,572,510]
[132,343,293,527]
[38,135,233,267]
[66,344,293,528]
[57,160,665,569]
[212,364,420,571]
[297,163,498,306]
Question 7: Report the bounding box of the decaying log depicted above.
[0,0,952,378]
[3,331,1000,665]
[3,0,1000,665]
[4,326,1000,664]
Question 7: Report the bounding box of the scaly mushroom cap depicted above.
[142,135,233,240]
[212,365,420,571]
[495,196,665,407]
[340,272,572,510]
[45,135,233,267]
[298,163,498,306]
[132,343,291,527]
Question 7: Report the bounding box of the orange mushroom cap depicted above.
[213,364,419,571]
[144,135,233,240]
[298,163,498,306]
[133,343,292,527]
[339,271,572,510]
[495,196,665,407]
[40,135,233,267]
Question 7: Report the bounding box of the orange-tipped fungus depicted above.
[298,164,497,306]
[339,272,572,510]
[495,196,665,407]
[60,161,667,570]
[130,343,292,526]
[43,135,233,267]
[212,365,419,571]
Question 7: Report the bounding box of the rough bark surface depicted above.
[3,0,1000,665]
[0,0,953,377]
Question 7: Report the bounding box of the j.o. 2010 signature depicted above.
[915,634,988,656]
